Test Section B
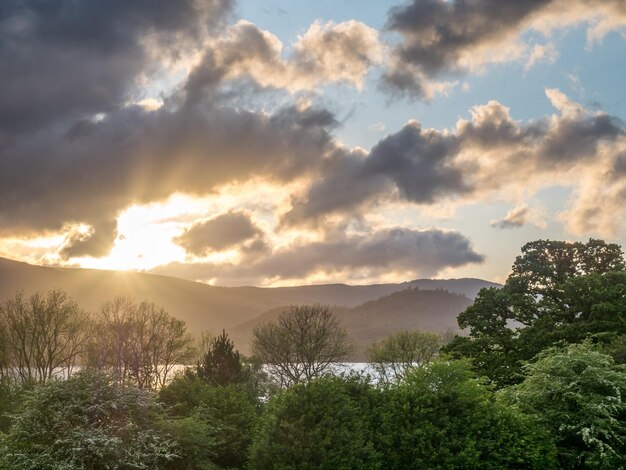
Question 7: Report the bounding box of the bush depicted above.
[0,370,177,469]
[249,375,382,470]
[377,360,557,469]
[500,343,626,469]
[159,372,257,469]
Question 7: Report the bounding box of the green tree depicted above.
[197,330,244,386]
[506,238,625,303]
[500,343,626,469]
[160,409,221,470]
[0,370,177,469]
[159,372,257,469]
[445,239,626,387]
[377,359,557,469]
[367,330,445,383]
[249,375,382,470]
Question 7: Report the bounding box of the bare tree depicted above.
[368,330,447,383]
[88,297,195,388]
[251,305,353,387]
[0,290,89,383]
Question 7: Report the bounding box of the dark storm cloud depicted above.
[175,211,263,255]
[153,227,484,284]
[0,0,233,135]
[382,0,626,98]
[383,0,551,97]
[283,96,626,226]
[0,0,351,258]
[283,121,465,226]
[387,0,547,73]
[0,99,339,254]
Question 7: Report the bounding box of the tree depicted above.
[249,375,382,470]
[159,373,258,469]
[0,289,88,383]
[249,363,556,470]
[500,343,626,469]
[160,408,221,470]
[506,238,625,303]
[445,239,626,387]
[377,360,557,469]
[368,330,445,383]
[88,297,195,388]
[0,370,178,469]
[251,305,353,387]
[197,330,244,386]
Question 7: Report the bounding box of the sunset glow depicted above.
[0,0,625,287]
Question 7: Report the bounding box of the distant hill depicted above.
[230,287,476,357]
[0,257,498,348]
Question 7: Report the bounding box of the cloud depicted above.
[187,19,382,94]
[283,90,626,236]
[524,43,558,71]
[490,206,532,229]
[60,219,119,259]
[2,2,381,259]
[382,0,626,98]
[0,94,340,256]
[175,211,263,256]
[283,120,466,227]
[0,0,233,135]
[153,227,484,285]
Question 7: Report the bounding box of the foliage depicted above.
[500,343,626,469]
[249,375,382,470]
[251,304,353,387]
[250,362,556,470]
[603,334,626,364]
[0,370,177,470]
[0,379,28,434]
[0,289,88,383]
[160,409,221,470]
[159,369,212,416]
[367,330,445,383]
[445,239,626,387]
[159,372,258,469]
[197,330,244,386]
[88,297,196,388]
[377,359,557,469]
[506,239,625,302]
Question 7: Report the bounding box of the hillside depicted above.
[0,257,496,344]
[230,287,475,356]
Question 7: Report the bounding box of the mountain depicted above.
[230,287,476,356]
[0,257,498,348]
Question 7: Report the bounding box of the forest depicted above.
[0,239,624,469]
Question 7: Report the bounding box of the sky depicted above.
[1,0,625,286]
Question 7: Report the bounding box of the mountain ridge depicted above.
[0,257,498,350]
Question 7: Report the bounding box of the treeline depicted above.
[0,293,196,387]
[0,238,625,469]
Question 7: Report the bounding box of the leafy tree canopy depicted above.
[249,374,382,470]
[377,360,557,469]
[500,343,626,469]
[159,371,258,469]
[445,239,626,387]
